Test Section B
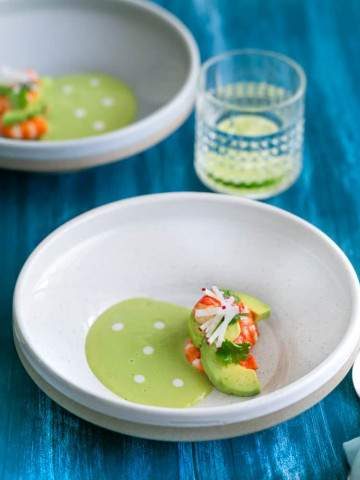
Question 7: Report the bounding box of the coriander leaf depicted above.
[222,288,241,302]
[216,347,232,364]
[0,85,11,96]
[9,86,29,109]
[216,340,251,365]
[229,313,240,324]
[222,289,232,297]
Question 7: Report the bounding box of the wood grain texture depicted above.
[0,0,359,478]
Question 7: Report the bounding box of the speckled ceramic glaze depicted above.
[13,193,360,439]
[0,0,199,172]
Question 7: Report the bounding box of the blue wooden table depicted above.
[0,0,359,478]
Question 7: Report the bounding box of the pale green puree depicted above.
[42,72,137,140]
[85,298,212,408]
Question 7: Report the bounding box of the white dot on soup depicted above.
[172,378,184,388]
[90,78,100,87]
[74,108,86,118]
[62,84,73,94]
[111,322,124,331]
[143,346,154,355]
[134,374,145,384]
[93,121,105,131]
[101,97,115,107]
[154,321,165,330]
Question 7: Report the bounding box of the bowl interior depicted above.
[15,194,355,411]
[0,0,191,121]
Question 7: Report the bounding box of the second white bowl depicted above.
[0,0,199,172]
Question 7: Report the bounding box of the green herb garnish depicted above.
[229,313,240,325]
[216,340,251,364]
[9,85,29,109]
[222,289,241,302]
[2,102,46,126]
[0,85,11,97]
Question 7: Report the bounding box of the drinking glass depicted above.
[195,49,306,199]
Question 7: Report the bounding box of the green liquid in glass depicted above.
[196,110,302,198]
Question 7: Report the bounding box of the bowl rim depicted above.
[0,0,200,150]
[199,48,306,113]
[13,192,360,426]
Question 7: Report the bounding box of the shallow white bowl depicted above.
[13,193,360,439]
[0,0,199,172]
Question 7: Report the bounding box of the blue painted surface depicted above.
[0,0,359,478]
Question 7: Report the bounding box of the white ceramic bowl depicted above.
[13,193,360,440]
[0,0,199,172]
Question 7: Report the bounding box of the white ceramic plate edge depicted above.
[15,334,356,440]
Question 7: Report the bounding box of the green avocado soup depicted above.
[42,72,137,140]
[85,298,212,408]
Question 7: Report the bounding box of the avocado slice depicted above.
[188,313,240,348]
[188,313,203,347]
[200,342,260,396]
[2,101,46,126]
[224,290,271,321]
[225,321,241,341]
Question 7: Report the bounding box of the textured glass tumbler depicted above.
[195,50,306,199]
